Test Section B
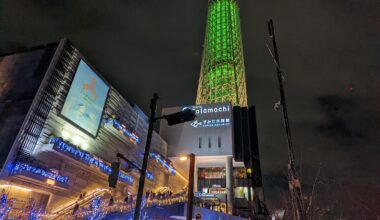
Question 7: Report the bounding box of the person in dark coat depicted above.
[109,196,114,206]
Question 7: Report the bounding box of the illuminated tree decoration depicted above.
[0,191,6,207]
[24,199,45,220]
[139,195,150,220]
[0,191,14,220]
[85,196,105,220]
[196,0,248,107]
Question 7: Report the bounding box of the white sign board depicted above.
[159,103,233,157]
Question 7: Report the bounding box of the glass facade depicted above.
[233,167,247,179]
[196,167,228,213]
[196,166,255,213]
[233,167,253,200]
[198,167,226,191]
[196,0,248,107]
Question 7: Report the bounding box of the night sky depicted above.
[1,0,380,218]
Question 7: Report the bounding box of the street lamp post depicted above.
[132,93,196,220]
[133,93,158,220]
[187,153,195,220]
[267,19,306,220]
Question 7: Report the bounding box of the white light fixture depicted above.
[0,184,32,192]
[61,130,70,140]
[72,135,81,145]
[46,179,55,185]
[179,156,188,161]
[81,141,89,150]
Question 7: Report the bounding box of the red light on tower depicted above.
[348,85,354,92]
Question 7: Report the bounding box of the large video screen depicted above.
[61,60,109,137]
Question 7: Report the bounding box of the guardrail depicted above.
[52,190,188,219]
[46,188,110,219]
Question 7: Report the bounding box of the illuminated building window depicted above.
[197,167,227,192]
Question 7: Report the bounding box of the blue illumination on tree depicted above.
[0,191,14,220]
[139,195,150,220]
[0,192,6,207]
[85,196,105,220]
[28,200,43,220]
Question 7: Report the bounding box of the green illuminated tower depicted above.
[196,0,248,107]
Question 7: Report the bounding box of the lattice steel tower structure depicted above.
[196,0,248,107]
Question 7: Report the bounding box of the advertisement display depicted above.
[159,103,233,157]
[61,60,109,137]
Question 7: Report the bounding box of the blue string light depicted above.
[49,137,134,184]
[105,119,140,144]
[149,153,176,176]
[11,162,69,184]
[86,196,105,220]
[104,117,157,181]
[0,203,12,220]
[28,200,43,220]
[146,171,154,180]
[1,192,6,207]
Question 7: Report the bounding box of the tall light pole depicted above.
[266,19,307,220]
[133,93,158,220]
[132,93,196,220]
[186,153,195,220]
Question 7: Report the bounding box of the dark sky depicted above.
[2,0,380,218]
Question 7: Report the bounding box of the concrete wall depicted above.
[0,45,57,170]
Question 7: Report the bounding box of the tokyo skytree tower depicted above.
[196,0,248,107]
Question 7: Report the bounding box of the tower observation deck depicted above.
[196,0,248,107]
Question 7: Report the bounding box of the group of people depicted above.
[145,189,173,201]
[147,188,189,207]
[202,202,220,211]
[123,192,133,205]
[195,199,222,212]
[72,193,134,217]
[70,187,189,217]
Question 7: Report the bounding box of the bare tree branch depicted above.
[306,165,322,220]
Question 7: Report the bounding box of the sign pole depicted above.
[133,93,158,220]
[187,153,195,220]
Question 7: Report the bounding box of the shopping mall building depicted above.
[160,104,264,217]
[0,39,185,217]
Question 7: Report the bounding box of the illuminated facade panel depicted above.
[196,0,248,107]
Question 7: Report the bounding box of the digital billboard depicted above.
[61,60,109,137]
[159,103,233,157]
